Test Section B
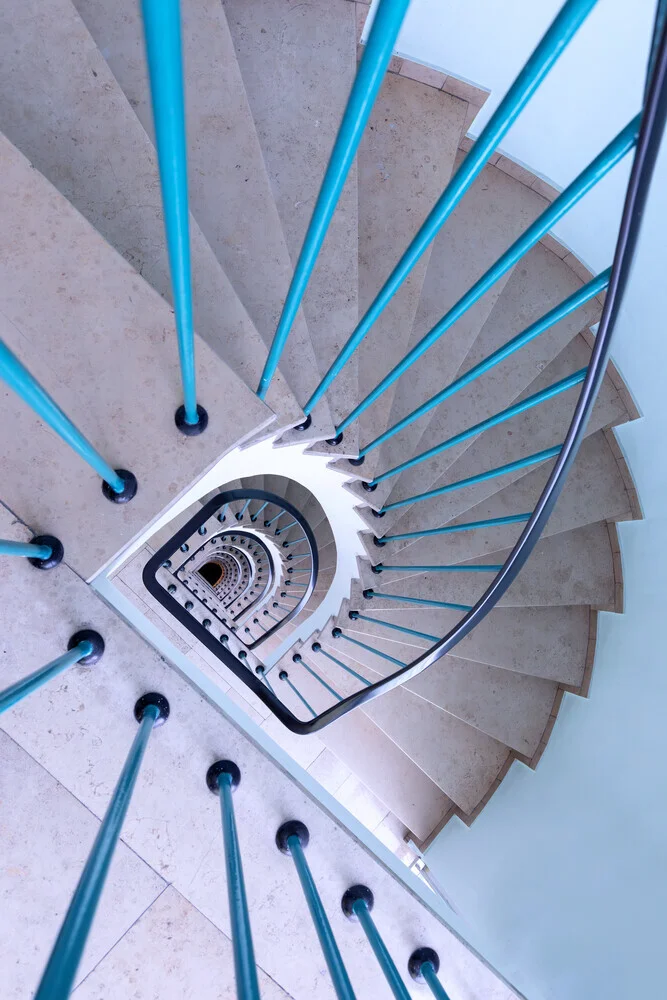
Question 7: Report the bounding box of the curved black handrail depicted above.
[148,17,666,735]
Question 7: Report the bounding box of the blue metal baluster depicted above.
[275,519,298,536]
[250,501,269,522]
[408,948,450,1000]
[362,590,472,611]
[349,611,438,643]
[292,653,343,701]
[0,533,65,570]
[0,630,104,715]
[217,504,229,522]
[372,563,503,573]
[282,536,308,547]
[380,445,562,514]
[336,119,637,436]
[305,0,600,418]
[331,628,406,667]
[265,509,288,528]
[342,886,411,1000]
[140,0,204,433]
[257,0,411,398]
[279,670,317,717]
[207,761,261,1000]
[236,499,252,520]
[255,665,276,695]
[0,341,137,501]
[375,512,531,545]
[277,822,357,1000]
[311,642,372,686]
[368,369,586,485]
[360,269,608,456]
[35,693,169,1000]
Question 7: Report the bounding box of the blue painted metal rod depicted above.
[305,0,601,416]
[380,513,532,544]
[265,509,288,527]
[312,644,372,686]
[140,0,198,424]
[257,0,411,398]
[214,767,262,1000]
[336,117,638,434]
[285,833,357,1000]
[422,961,452,1000]
[353,897,411,1000]
[275,519,298,534]
[294,655,343,701]
[360,270,609,456]
[250,501,269,522]
[35,698,166,999]
[0,341,126,493]
[364,590,472,611]
[374,564,503,573]
[217,504,229,522]
[287,553,311,565]
[261,672,276,696]
[381,445,562,513]
[334,631,406,668]
[350,611,438,643]
[0,640,92,715]
[238,499,252,518]
[0,538,53,559]
[282,674,317,717]
[284,536,308,546]
[285,581,308,588]
[371,369,586,485]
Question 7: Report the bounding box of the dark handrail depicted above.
[146,14,666,735]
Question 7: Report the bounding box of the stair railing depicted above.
[139,0,667,733]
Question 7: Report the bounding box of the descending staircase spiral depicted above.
[1,0,661,863]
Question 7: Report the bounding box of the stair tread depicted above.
[0,0,302,431]
[72,0,332,431]
[0,133,272,580]
[223,0,358,438]
[351,75,468,470]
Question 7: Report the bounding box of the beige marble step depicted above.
[335,157,551,484]
[273,644,454,842]
[223,0,358,441]
[309,628,509,815]
[72,0,333,438]
[0,0,301,432]
[343,73,467,472]
[367,429,633,569]
[368,333,632,539]
[0,134,272,580]
[374,244,602,509]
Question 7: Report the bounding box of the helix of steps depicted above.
[0,0,642,863]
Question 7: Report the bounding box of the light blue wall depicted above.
[424,123,667,1000]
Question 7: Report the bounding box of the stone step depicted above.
[0,133,272,581]
[223,0,358,441]
[0,0,301,432]
[72,0,333,441]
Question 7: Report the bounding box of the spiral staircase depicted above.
[1,0,664,997]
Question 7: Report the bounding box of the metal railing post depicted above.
[0,630,104,715]
[206,760,261,1000]
[140,0,206,435]
[277,821,357,1000]
[0,341,137,502]
[408,948,451,999]
[0,533,64,569]
[34,693,169,999]
[342,885,411,1000]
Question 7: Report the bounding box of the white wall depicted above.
[366,0,656,273]
[377,2,667,997]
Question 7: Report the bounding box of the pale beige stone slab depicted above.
[0,0,299,427]
[0,134,273,579]
[73,886,291,999]
[223,0,359,438]
[72,0,331,430]
[0,730,165,1000]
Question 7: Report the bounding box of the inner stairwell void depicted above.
[0,0,664,997]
